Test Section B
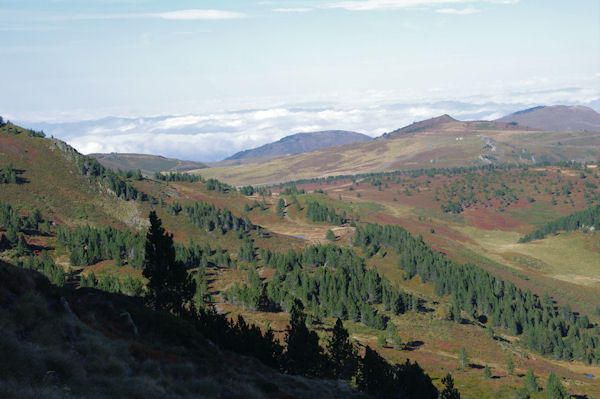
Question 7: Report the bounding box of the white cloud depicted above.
[17,82,598,162]
[436,7,480,14]
[252,109,291,120]
[153,9,246,20]
[327,0,470,11]
[326,0,517,11]
[273,8,313,13]
[32,10,247,22]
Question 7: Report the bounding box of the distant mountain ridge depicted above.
[385,114,457,137]
[496,105,600,131]
[224,130,371,161]
[196,110,600,186]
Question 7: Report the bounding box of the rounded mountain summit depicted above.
[224,130,371,161]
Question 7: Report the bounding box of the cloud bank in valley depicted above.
[19,86,600,162]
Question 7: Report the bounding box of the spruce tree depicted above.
[284,304,329,377]
[326,318,358,380]
[326,229,336,241]
[357,346,395,397]
[506,356,515,375]
[395,359,438,399]
[484,364,492,378]
[440,373,460,399]
[276,198,285,217]
[546,371,568,399]
[142,211,194,314]
[524,368,539,392]
[459,347,469,369]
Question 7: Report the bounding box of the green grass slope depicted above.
[0,123,145,229]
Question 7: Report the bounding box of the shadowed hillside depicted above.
[0,260,364,399]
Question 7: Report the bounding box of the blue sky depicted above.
[1,0,599,160]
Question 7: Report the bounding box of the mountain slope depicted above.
[496,105,600,131]
[0,260,362,399]
[196,115,600,186]
[384,114,457,137]
[90,153,207,173]
[225,130,371,161]
[0,122,146,228]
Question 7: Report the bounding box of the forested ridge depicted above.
[354,223,600,364]
[225,244,419,330]
[77,156,146,201]
[519,204,600,242]
[271,160,596,190]
[57,225,147,268]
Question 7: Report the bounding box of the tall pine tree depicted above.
[326,318,358,380]
[546,371,568,399]
[284,305,330,377]
[142,211,194,314]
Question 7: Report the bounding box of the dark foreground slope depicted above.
[496,105,600,131]
[225,130,371,161]
[0,261,362,399]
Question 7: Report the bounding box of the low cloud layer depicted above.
[18,89,599,163]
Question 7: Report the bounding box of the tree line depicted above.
[305,200,348,225]
[271,161,596,191]
[354,223,600,364]
[57,225,146,268]
[225,243,420,330]
[182,200,255,234]
[153,171,202,183]
[17,250,65,286]
[56,222,234,272]
[519,204,600,242]
[0,202,48,252]
[77,156,145,201]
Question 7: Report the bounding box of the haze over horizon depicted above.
[2,0,599,161]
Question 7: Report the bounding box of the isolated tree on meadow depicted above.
[142,211,194,314]
[506,355,515,375]
[546,371,568,399]
[459,347,469,369]
[524,368,539,392]
[277,198,285,217]
[326,229,336,241]
[484,364,492,379]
